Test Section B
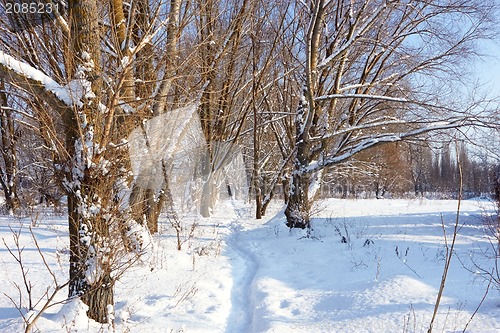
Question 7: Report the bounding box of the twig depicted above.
[24,226,71,333]
[428,141,463,333]
[398,256,422,279]
[461,275,492,333]
[3,227,33,311]
[2,225,72,333]
[395,246,421,278]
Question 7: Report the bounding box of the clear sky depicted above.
[474,40,500,96]
[468,39,500,160]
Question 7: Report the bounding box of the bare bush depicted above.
[2,226,69,333]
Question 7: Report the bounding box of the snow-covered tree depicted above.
[0,0,194,322]
[283,0,498,228]
[0,0,261,320]
[0,0,117,321]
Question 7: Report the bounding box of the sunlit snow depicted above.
[1,198,499,332]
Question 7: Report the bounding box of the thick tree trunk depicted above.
[82,275,114,324]
[67,186,114,323]
[67,0,114,323]
[284,171,311,229]
[284,96,314,229]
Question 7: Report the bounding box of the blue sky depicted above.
[475,40,500,94]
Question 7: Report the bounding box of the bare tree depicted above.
[282,0,498,228]
[193,0,258,217]
[0,0,192,322]
[0,79,19,214]
[125,0,184,233]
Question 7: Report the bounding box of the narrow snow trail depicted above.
[223,203,259,333]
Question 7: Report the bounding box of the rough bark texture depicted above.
[67,0,113,323]
[0,83,19,214]
[68,187,115,321]
[285,99,313,229]
[284,172,311,229]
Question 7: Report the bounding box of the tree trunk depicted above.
[0,82,19,214]
[284,91,316,229]
[129,183,168,234]
[82,274,114,324]
[255,186,263,219]
[145,189,159,233]
[253,105,262,219]
[66,0,114,323]
[67,183,114,323]
[285,119,311,229]
[284,171,311,229]
[284,1,326,229]
[200,174,216,218]
[127,0,181,232]
[260,191,273,217]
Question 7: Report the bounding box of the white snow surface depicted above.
[1,198,500,332]
[0,51,75,106]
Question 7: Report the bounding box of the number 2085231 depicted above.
[5,1,59,15]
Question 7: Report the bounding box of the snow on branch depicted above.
[317,2,387,70]
[306,118,471,174]
[315,93,408,103]
[311,118,407,141]
[49,0,70,36]
[336,73,401,93]
[0,51,73,108]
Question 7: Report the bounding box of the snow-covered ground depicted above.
[1,198,500,332]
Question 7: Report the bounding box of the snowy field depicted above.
[1,198,500,332]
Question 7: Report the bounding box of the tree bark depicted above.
[68,186,114,323]
[66,0,113,323]
[284,172,311,229]
[284,97,313,229]
[0,82,19,214]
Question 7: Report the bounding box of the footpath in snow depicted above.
[221,198,500,333]
[1,198,500,332]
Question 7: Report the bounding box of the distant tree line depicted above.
[316,141,495,199]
